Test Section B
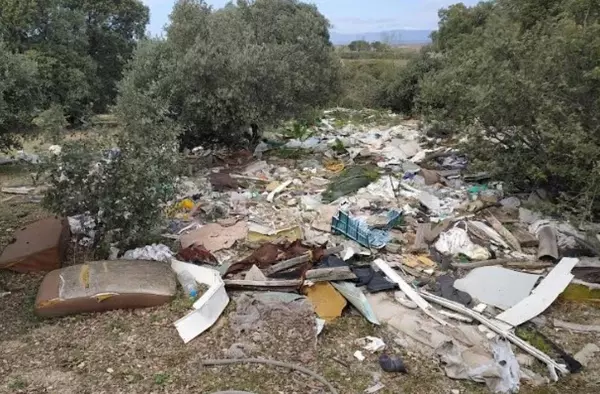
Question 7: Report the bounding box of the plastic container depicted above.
[177,270,198,298]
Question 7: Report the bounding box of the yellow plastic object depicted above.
[303,282,347,322]
[324,160,345,173]
[179,199,195,211]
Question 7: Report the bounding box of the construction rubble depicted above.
[3,109,600,393]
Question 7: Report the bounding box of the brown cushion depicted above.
[0,216,70,273]
[35,260,177,317]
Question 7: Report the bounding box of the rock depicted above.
[574,343,600,367]
[287,198,298,207]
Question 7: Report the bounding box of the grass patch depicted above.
[515,327,552,354]
[154,372,171,386]
[8,376,27,390]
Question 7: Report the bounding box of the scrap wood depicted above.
[486,212,522,252]
[373,258,447,326]
[553,319,600,334]
[305,267,357,282]
[224,279,303,291]
[226,240,328,276]
[420,291,569,379]
[267,180,292,203]
[264,245,344,276]
[495,258,579,328]
[451,258,551,270]
[511,227,539,248]
[410,223,430,252]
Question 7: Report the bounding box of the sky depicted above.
[142,0,480,35]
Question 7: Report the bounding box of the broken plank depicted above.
[264,245,344,276]
[486,212,522,252]
[511,227,539,248]
[305,267,357,282]
[553,319,600,334]
[223,279,302,291]
[451,259,551,270]
[496,258,579,327]
[410,223,431,252]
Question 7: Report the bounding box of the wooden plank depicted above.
[451,259,552,270]
[486,213,522,252]
[511,227,539,248]
[496,258,579,327]
[264,245,344,276]
[305,267,357,282]
[224,279,302,291]
[554,319,600,334]
[410,223,431,252]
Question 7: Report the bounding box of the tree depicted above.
[348,40,371,51]
[0,0,149,120]
[118,0,341,149]
[408,0,600,218]
[371,41,390,52]
[0,41,41,151]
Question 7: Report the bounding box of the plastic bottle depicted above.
[177,270,198,298]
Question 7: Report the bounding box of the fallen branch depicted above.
[420,291,569,380]
[553,319,600,334]
[202,358,339,394]
[264,245,344,276]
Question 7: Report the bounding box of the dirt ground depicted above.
[1,164,599,394]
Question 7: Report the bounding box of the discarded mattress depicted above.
[0,216,70,273]
[35,260,177,317]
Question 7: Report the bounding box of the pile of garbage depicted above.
[3,109,600,393]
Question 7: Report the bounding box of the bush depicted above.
[117,0,341,149]
[413,0,600,218]
[338,59,404,109]
[43,114,181,252]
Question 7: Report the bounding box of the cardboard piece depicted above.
[180,221,248,252]
[303,282,347,322]
[0,217,70,273]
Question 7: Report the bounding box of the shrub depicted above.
[338,59,404,109]
[43,114,181,253]
[117,0,341,149]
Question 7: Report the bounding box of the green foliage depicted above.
[0,41,40,151]
[0,0,149,121]
[348,40,372,52]
[117,0,341,149]
[339,59,405,109]
[32,104,67,144]
[43,117,181,251]
[397,0,600,218]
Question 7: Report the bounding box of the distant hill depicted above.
[330,29,432,46]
